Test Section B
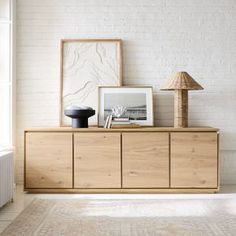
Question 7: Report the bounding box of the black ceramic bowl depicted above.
[64,109,95,128]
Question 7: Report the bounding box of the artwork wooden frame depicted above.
[60,39,123,126]
[98,86,154,127]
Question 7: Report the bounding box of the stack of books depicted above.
[112,117,130,125]
[104,115,113,128]
[104,116,141,129]
[112,117,141,129]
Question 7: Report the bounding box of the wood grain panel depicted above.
[25,132,73,188]
[122,133,169,188]
[171,132,218,188]
[74,133,121,188]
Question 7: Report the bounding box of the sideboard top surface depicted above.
[25,127,219,132]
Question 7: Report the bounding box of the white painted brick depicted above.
[16,0,236,184]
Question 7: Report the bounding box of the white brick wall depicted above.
[16,0,236,184]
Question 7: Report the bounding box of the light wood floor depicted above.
[0,185,236,233]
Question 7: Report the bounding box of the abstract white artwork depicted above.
[60,39,122,126]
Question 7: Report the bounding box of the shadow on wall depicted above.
[154,92,174,127]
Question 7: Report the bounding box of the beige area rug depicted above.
[1,197,236,236]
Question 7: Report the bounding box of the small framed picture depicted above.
[98,86,154,127]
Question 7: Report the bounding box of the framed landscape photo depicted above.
[98,86,154,127]
[60,39,122,126]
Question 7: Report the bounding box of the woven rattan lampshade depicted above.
[160,72,203,90]
[160,72,203,128]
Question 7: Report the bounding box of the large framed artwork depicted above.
[60,39,122,126]
[98,86,154,127]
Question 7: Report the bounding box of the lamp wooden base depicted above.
[174,90,188,128]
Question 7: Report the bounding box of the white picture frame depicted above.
[98,86,154,127]
[60,39,122,126]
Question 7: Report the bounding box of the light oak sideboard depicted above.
[24,127,219,193]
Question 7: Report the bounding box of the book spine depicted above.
[113,118,129,121]
[108,115,113,128]
[104,116,109,128]
[112,121,131,125]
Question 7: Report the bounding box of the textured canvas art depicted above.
[60,39,122,126]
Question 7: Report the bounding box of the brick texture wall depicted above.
[16,0,236,184]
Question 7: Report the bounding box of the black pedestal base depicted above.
[64,109,95,128]
[72,118,88,128]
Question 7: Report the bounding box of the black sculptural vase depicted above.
[64,107,95,128]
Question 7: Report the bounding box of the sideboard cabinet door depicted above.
[122,133,169,188]
[171,132,218,188]
[74,133,121,188]
[25,132,73,188]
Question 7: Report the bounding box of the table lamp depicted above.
[160,72,203,128]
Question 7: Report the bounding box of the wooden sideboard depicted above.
[24,127,219,193]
